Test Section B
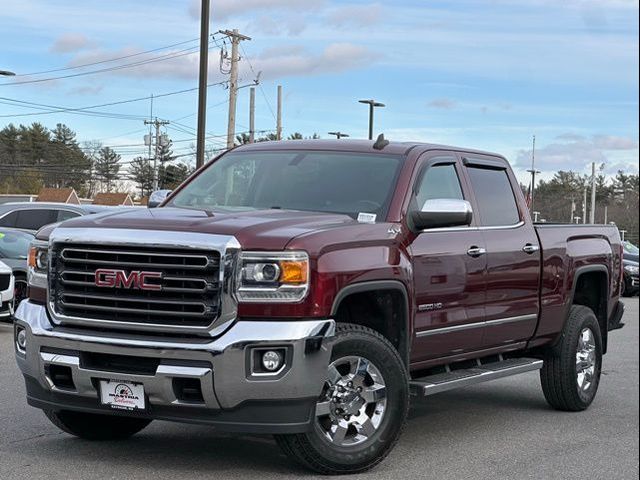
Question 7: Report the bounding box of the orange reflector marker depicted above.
[280,260,308,284]
[28,247,38,268]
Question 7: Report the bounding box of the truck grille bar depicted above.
[50,244,222,330]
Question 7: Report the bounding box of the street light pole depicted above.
[358,99,385,140]
[328,132,349,139]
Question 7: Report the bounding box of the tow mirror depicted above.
[148,189,172,208]
[412,199,473,230]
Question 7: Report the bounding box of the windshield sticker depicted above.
[357,212,377,224]
[0,233,4,239]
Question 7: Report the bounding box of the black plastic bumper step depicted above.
[410,357,543,397]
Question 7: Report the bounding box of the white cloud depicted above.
[326,3,383,27]
[515,134,639,172]
[247,43,376,80]
[428,98,457,109]
[50,33,92,53]
[68,84,104,95]
[188,0,323,21]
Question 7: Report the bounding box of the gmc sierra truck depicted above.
[14,139,625,474]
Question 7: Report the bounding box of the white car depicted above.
[0,260,15,320]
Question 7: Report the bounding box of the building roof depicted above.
[35,188,80,204]
[92,192,134,206]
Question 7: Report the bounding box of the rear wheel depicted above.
[44,410,152,440]
[540,305,602,411]
[276,324,409,474]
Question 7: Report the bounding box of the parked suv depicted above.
[0,228,33,309]
[0,260,14,320]
[0,202,111,233]
[14,139,624,474]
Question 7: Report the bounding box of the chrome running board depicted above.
[409,357,543,397]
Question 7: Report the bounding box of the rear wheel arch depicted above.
[569,265,609,354]
[331,280,411,367]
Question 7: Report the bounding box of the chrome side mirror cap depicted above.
[412,199,473,230]
[148,189,172,208]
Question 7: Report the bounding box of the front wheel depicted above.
[44,410,152,440]
[540,305,602,411]
[276,324,409,474]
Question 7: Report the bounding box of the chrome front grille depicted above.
[50,244,222,329]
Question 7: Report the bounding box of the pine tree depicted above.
[129,157,154,198]
[94,146,121,192]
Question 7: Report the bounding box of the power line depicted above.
[240,44,276,121]
[0,43,209,87]
[16,38,200,77]
[0,80,229,119]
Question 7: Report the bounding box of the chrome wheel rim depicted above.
[315,355,387,447]
[576,327,597,392]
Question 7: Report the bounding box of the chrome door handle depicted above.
[522,244,540,254]
[467,246,486,257]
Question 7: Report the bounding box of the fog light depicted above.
[261,350,283,372]
[16,327,27,352]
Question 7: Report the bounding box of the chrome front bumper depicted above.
[0,274,14,319]
[14,301,335,432]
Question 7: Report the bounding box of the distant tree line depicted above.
[0,122,193,199]
[531,170,639,244]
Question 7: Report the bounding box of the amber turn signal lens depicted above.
[280,260,308,284]
[28,247,37,268]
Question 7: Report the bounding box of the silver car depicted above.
[0,228,33,309]
[0,202,112,233]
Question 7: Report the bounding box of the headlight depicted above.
[624,264,639,274]
[237,251,309,303]
[27,241,49,289]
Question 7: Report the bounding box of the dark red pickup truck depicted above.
[15,139,624,474]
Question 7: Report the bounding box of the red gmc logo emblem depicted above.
[94,269,162,291]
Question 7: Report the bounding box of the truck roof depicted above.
[232,138,506,160]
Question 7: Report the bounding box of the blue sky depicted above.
[0,0,638,184]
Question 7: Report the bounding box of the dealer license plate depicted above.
[99,380,146,411]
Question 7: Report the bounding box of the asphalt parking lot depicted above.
[1,298,638,480]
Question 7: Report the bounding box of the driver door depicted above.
[408,153,487,363]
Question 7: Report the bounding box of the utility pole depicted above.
[249,87,256,143]
[144,118,170,191]
[276,85,283,140]
[526,135,540,215]
[570,198,576,223]
[582,186,588,224]
[328,132,350,139]
[604,205,608,224]
[195,0,210,169]
[220,29,251,150]
[589,162,597,224]
[359,99,385,140]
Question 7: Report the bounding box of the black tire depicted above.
[275,323,409,475]
[621,276,633,297]
[44,410,152,440]
[540,305,602,411]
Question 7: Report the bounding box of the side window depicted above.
[467,167,520,226]
[0,211,19,227]
[15,209,57,230]
[57,210,81,222]
[414,162,464,209]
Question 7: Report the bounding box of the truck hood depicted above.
[43,207,367,250]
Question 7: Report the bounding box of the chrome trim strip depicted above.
[47,228,241,336]
[420,221,525,234]
[416,313,537,338]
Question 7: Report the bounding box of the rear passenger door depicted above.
[409,153,487,363]
[15,209,58,230]
[462,156,541,349]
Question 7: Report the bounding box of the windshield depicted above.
[624,242,639,254]
[0,229,33,259]
[169,150,404,220]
